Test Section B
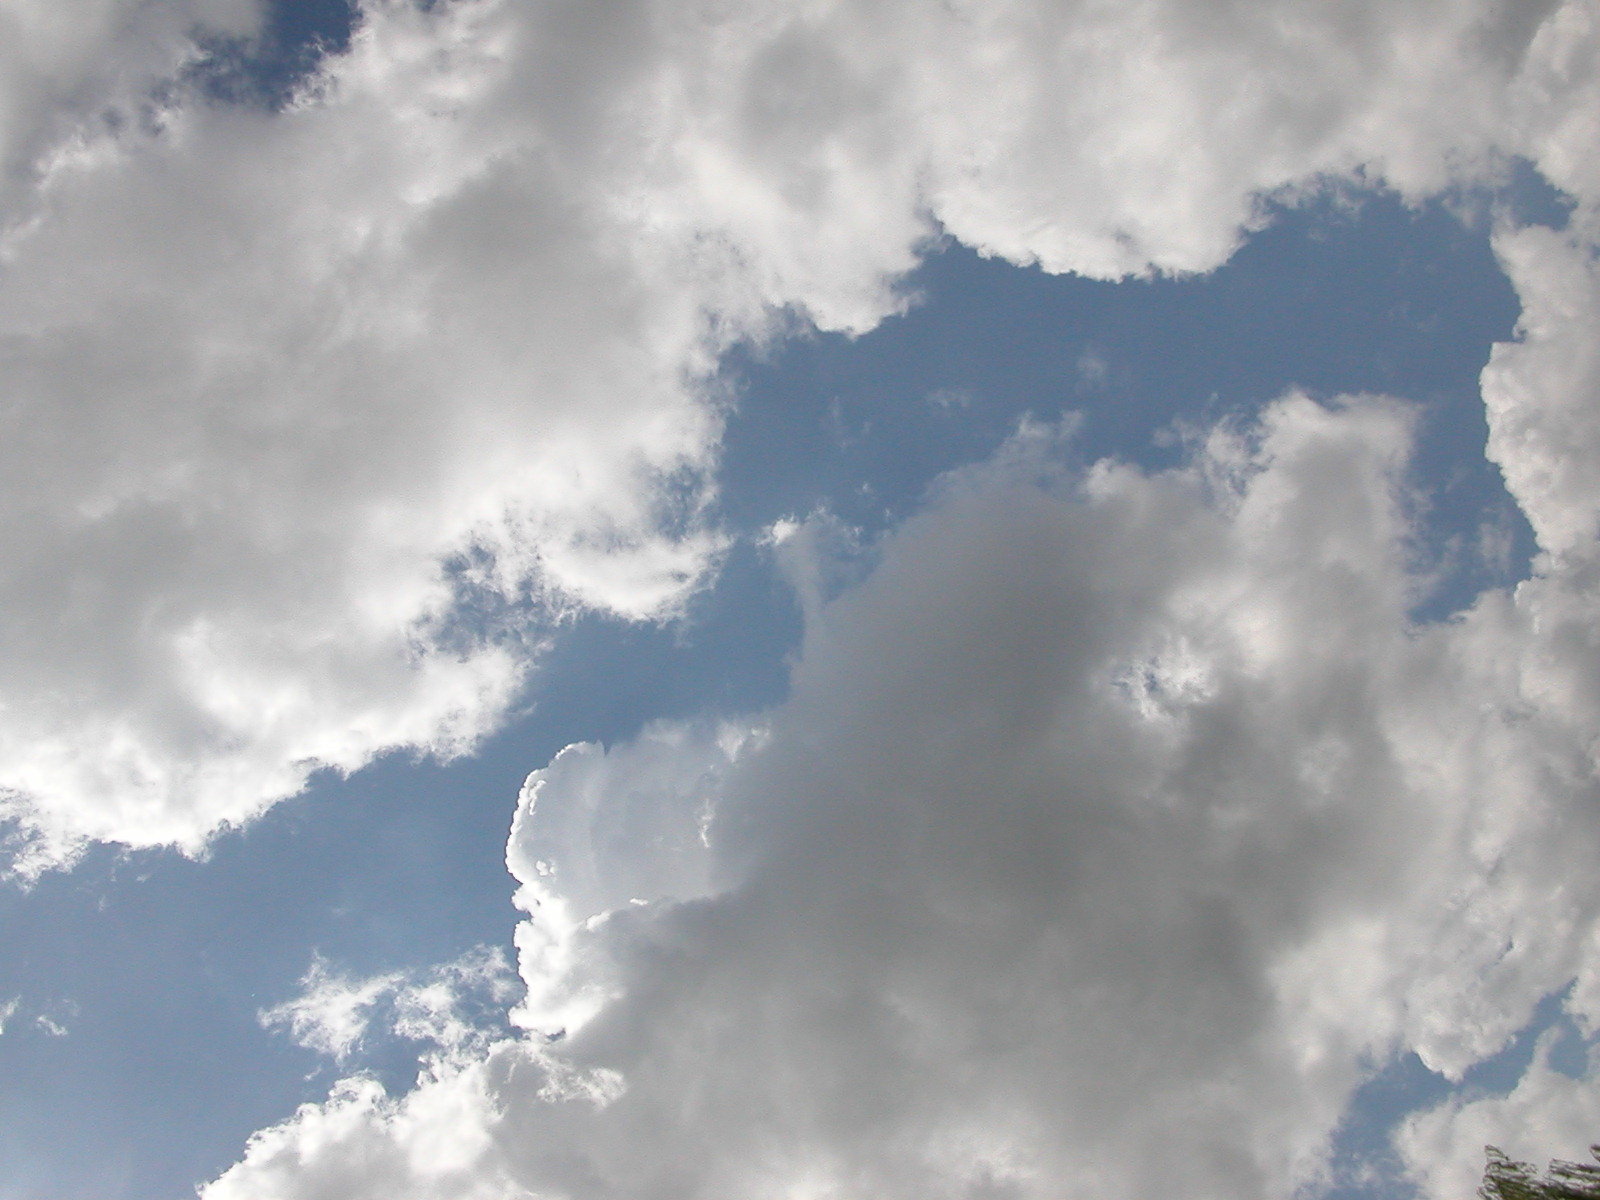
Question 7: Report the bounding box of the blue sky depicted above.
[1,2,1599,1199]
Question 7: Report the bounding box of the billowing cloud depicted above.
[2,0,1596,870]
[0,0,737,869]
[200,378,1600,1199]
[7,0,1600,1186]
[1483,218,1600,561]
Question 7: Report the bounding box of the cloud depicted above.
[261,957,405,1063]
[0,0,259,207]
[200,382,1600,1199]
[0,0,737,870]
[1,0,1596,1184]
[2,0,1596,869]
[506,720,756,1040]
[262,947,520,1064]
[1482,217,1600,562]
[1398,1025,1600,1200]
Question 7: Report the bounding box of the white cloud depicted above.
[1398,1026,1600,1200]
[201,387,1600,1199]
[5,0,1600,1185]
[1482,217,1600,562]
[1383,195,1600,1200]
[2,0,1596,869]
[506,720,757,1040]
[261,956,404,1063]
[208,1056,537,1200]
[0,0,736,870]
[262,947,519,1065]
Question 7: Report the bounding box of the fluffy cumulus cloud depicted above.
[0,0,740,869]
[209,387,1600,1200]
[9,0,1600,1190]
[2,0,1597,869]
[0,0,260,203]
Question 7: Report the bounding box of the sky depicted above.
[0,1,1598,1198]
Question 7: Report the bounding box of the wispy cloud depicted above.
[261,946,519,1067]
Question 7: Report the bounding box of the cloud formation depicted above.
[204,379,1600,1199]
[2,0,1596,868]
[0,0,736,868]
[6,0,1600,1188]
[0,0,259,204]
[262,947,519,1063]
[1399,1031,1600,1200]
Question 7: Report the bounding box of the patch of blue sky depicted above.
[183,0,355,108]
[1323,989,1599,1200]
[0,155,1568,1198]
[719,182,1536,621]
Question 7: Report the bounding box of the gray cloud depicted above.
[0,0,259,208]
[201,386,1600,1199]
